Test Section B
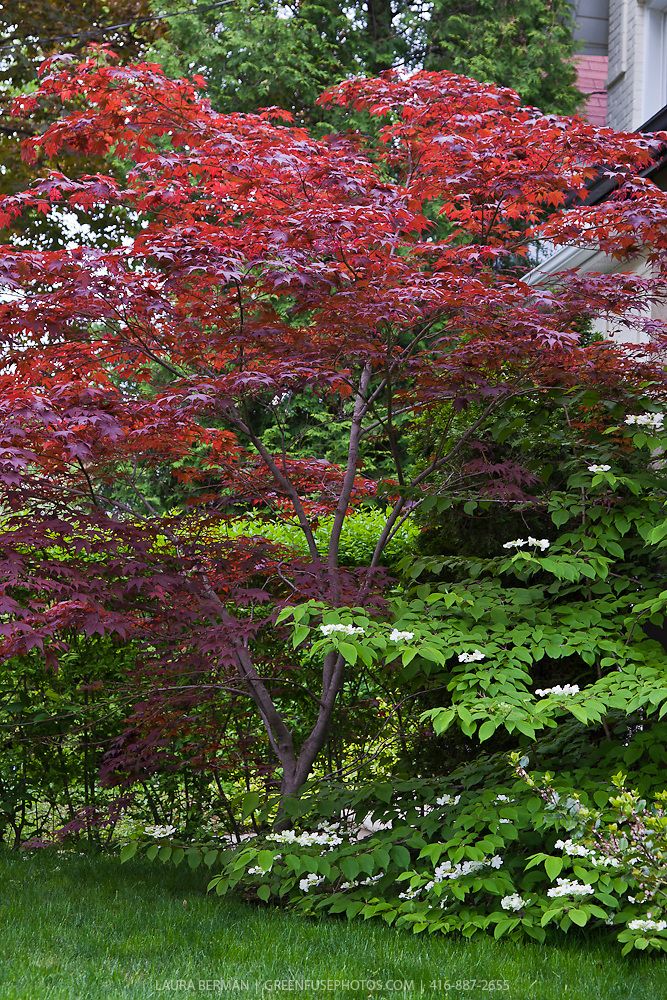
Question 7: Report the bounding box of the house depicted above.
[525,4,667,344]
[524,103,667,345]
[570,0,667,130]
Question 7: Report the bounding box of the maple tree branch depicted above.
[327,363,372,590]
[363,391,513,585]
[227,407,321,564]
[75,458,100,508]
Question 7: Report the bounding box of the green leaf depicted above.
[257,884,271,902]
[340,858,360,882]
[431,708,455,735]
[569,908,588,927]
[375,782,393,803]
[339,642,358,665]
[545,856,563,880]
[120,842,137,863]
[292,624,310,648]
[241,791,261,818]
[373,847,391,869]
[391,845,411,869]
[257,850,275,871]
[478,719,497,742]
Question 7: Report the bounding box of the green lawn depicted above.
[0,848,664,999]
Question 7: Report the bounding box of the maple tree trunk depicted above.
[273,649,345,828]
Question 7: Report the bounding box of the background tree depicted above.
[424,0,581,112]
[151,1,581,119]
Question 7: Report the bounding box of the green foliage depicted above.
[148,0,359,119]
[124,763,667,953]
[151,0,582,120]
[132,401,667,952]
[207,507,419,568]
[425,0,582,113]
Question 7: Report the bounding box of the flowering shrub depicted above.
[120,404,667,952]
[515,763,667,954]
[122,764,666,952]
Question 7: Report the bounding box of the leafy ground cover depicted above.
[1,849,664,999]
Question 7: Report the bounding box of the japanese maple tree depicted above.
[1,50,666,811]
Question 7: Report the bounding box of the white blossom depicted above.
[535,684,580,697]
[298,873,324,892]
[501,894,526,911]
[144,824,176,838]
[389,629,414,642]
[429,854,503,884]
[458,649,485,663]
[628,917,667,932]
[546,878,594,898]
[356,813,393,839]
[267,828,342,848]
[590,854,620,868]
[271,392,291,407]
[625,413,664,431]
[554,839,590,857]
[341,872,384,890]
[503,537,550,551]
[320,623,365,637]
[588,464,611,473]
[436,794,461,806]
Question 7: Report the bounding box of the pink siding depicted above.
[573,54,609,126]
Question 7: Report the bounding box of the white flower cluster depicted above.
[502,537,550,551]
[320,623,365,637]
[554,838,590,857]
[590,855,620,868]
[436,794,461,806]
[267,828,342,848]
[271,392,291,407]
[389,629,414,642]
[424,854,503,890]
[398,886,421,901]
[247,865,264,876]
[553,839,619,868]
[458,650,485,663]
[546,878,593,898]
[298,874,324,892]
[358,813,393,836]
[588,464,611,473]
[500,894,526,911]
[144,824,176,838]
[341,872,385,890]
[535,684,580,697]
[627,917,667,932]
[625,413,664,431]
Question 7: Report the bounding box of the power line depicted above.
[0,0,236,54]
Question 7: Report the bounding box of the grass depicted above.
[1,848,664,999]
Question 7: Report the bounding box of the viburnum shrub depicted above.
[122,765,667,952]
[120,412,667,949]
[1,49,666,819]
